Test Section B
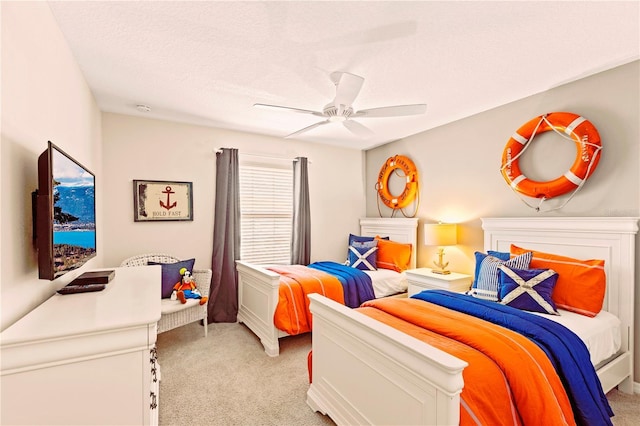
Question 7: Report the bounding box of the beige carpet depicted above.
[607,388,640,425]
[156,322,639,425]
[156,321,334,426]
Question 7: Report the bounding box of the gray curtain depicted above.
[291,157,310,265]
[208,148,240,323]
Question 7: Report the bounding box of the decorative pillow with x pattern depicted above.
[498,264,559,315]
[347,240,378,271]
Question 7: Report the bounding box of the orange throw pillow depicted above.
[375,237,412,272]
[510,244,606,317]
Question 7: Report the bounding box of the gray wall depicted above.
[366,60,640,383]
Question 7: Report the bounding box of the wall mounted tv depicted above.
[34,141,96,280]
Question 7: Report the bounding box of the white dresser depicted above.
[0,266,161,425]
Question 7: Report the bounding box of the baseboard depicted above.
[634,381,640,394]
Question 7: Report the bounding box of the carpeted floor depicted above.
[157,321,333,426]
[607,388,640,425]
[156,321,639,425]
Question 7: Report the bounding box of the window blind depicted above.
[239,162,293,264]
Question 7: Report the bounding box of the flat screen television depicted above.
[34,141,96,280]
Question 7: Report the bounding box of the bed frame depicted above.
[307,217,638,425]
[236,218,418,356]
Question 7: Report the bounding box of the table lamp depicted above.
[424,223,458,274]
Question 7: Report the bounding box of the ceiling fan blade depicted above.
[352,104,427,118]
[343,120,374,138]
[254,103,325,117]
[332,72,364,111]
[285,120,329,138]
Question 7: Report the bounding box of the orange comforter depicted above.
[359,298,576,426]
[269,265,344,335]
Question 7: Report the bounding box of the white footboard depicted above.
[236,261,288,356]
[307,293,467,426]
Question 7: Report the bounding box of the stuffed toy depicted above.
[171,267,208,305]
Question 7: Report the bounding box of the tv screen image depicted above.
[36,142,96,280]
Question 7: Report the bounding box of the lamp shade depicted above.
[424,223,457,246]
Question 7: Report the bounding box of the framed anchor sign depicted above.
[133,180,193,222]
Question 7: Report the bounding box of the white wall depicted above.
[366,60,640,382]
[0,1,365,333]
[101,113,366,270]
[1,2,103,330]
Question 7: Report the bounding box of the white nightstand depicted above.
[405,268,473,296]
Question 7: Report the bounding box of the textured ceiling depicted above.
[47,1,639,150]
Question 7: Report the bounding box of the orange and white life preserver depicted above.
[375,155,418,209]
[501,112,602,199]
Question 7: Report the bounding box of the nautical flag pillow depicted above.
[498,265,559,315]
[467,251,532,301]
[510,244,606,317]
[347,240,378,271]
[347,234,388,264]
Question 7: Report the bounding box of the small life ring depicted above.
[501,112,602,199]
[375,155,418,209]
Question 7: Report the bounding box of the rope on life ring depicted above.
[500,112,602,212]
[375,155,419,218]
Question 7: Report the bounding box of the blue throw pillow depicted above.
[498,265,559,315]
[347,240,378,271]
[348,234,389,244]
[471,250,510,288]
[349,234,376,244]
[467,251,532,301]
[148,258,196,298]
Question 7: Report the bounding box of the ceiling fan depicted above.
[254,72,427,138]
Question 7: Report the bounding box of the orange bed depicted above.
[268,265,345,335]
[358,297,575,425]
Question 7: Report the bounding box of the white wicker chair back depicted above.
[120,253,210,337]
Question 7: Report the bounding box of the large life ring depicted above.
[501,112,602,199]
[375,155,418,209]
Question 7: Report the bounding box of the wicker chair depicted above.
[120,253,211,337]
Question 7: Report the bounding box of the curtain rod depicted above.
[215,149,311,163]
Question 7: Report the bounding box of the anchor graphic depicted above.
[160,186,177,210]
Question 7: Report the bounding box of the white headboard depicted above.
[359,218,419,269]
[482,217,638,390]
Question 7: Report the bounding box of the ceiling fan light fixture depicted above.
[255,72,426,139]
[323,104,353,118]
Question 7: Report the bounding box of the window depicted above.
[239,161,293,264]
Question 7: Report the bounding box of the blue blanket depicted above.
[412,290,613,426]
[308,261,375,308]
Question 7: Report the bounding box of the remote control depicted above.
[57,284,106,295]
